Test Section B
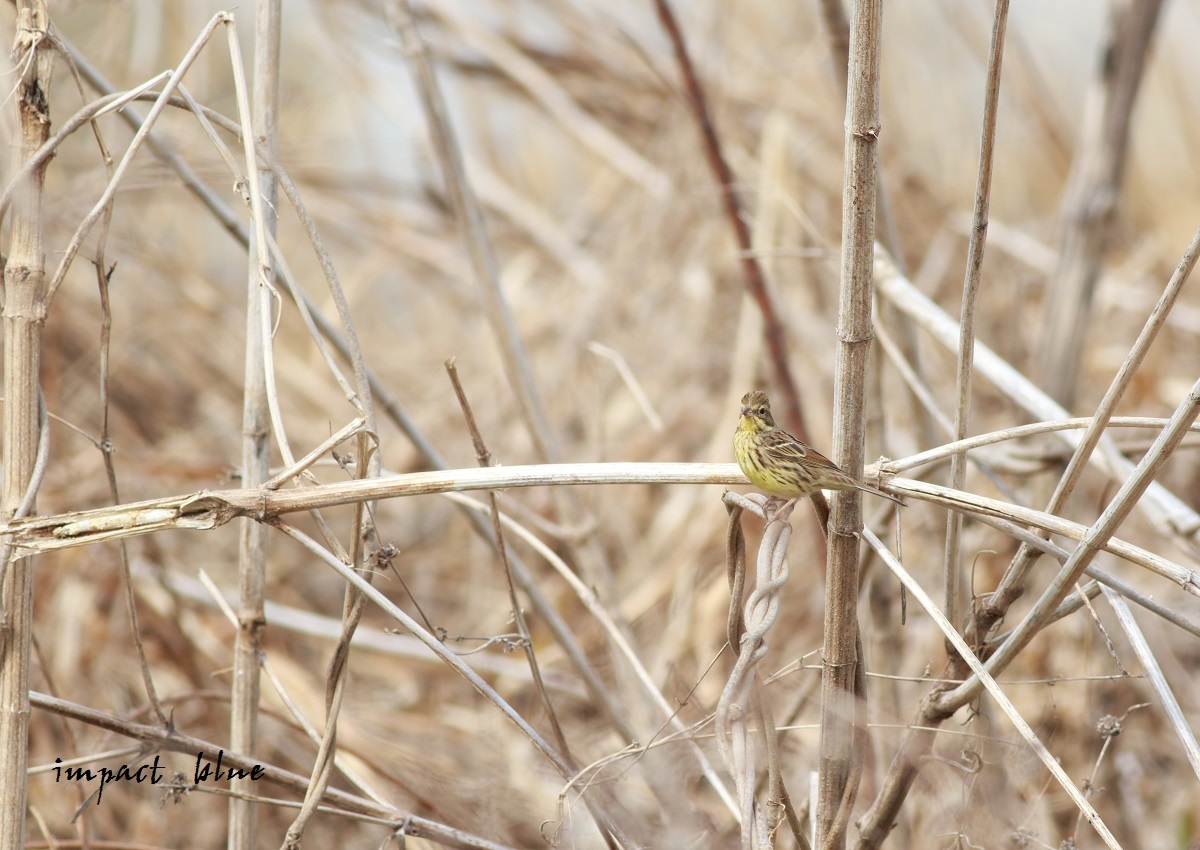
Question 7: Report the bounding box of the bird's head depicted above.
[738,390,776,432]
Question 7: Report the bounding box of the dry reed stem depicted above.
[229,4,279,846]
[214,19,386,839]
[886,478,1196,591]
[39,51,648,845]
[885,416,1200,473]
[820,0,883,844]
[388,0,559,467]
[9,462,1196,591]
[0,462,835,546]
[943,0,1009,630]
[858,375,1200,846]
[20,73,631,756]
[816,0,917,462]
[7,21,566,845]
[0,4,52,847]
[818,0,923,459]
[968,221,1200,650]
[941,377,1200,711]
[1039,0,1165,405]
[875,250,1200,542]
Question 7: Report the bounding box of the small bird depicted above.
[733,390,903,504]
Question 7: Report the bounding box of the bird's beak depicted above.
[740,406,751,418]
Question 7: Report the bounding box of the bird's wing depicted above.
[758,430,844,473]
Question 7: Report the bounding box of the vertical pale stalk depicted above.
[819,0,883,846]
[390,0,559,465]
[229,2,280,847]
[817,0,931,457]
[1038,0,1163,406]
[0,3,51,848]
[944,0,1009,630]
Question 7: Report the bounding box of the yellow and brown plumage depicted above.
[733,390,902,503]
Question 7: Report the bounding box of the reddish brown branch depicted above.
[651,0,810,443]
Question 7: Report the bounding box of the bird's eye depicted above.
[757,407,767,415]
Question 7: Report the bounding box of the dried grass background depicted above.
[4,1,1200,848]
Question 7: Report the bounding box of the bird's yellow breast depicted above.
[734,425,801,498]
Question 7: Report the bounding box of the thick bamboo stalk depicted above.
[228,2,281,847]
[819,0,884,846]
[0,3,52,848]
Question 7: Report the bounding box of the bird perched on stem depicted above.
[733,390,903,504]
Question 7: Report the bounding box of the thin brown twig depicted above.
[95,261,168,729]
[61,31,172,731]
[443,361,619,848]
[444,358,572,759]
[651,0,810,444]
[1068,701,1147,847]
